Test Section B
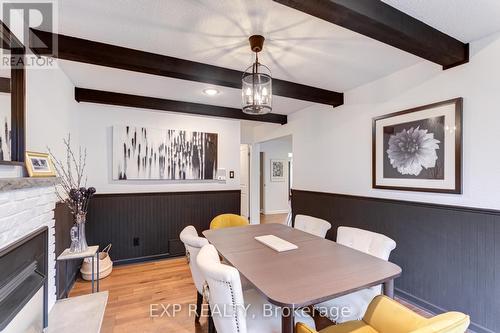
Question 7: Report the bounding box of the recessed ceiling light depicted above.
[203,88,220,96]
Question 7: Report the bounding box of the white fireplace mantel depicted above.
[0,177,59,193]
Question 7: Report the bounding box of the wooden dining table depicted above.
[203,223,402,333]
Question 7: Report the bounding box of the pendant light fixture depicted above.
[242,35,272,115]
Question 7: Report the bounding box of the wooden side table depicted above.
[57,245,100,294]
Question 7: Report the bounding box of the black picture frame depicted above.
[372,98,463,194]
[0,20,25,165]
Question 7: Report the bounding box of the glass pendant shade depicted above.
[242,57,272,115]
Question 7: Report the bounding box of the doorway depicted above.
[256,135,292,225]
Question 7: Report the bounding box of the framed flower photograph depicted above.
[270,159,285,182]
[25,151,57,178]
[372,98,462,193]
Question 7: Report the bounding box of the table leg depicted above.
[281,307,294,333]
[96,252,100,292]
[91,255,95,293]
[208,306,215,333]
[383,279,394,298]
[64,261,68,299]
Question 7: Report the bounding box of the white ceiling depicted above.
[57,0,421,93]
[383,0,500,43]
[55,0,500,118]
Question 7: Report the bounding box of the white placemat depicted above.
[255,235,298,252]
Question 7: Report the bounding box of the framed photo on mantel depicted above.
[372,98,463,194]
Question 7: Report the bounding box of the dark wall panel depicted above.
[54,202,80,299]
[86,190,240,264]
[291,189,499,333]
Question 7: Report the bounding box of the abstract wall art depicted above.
[113,125,218,180]
[372,98,463,193]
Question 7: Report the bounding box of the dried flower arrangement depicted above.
[49,135,96,252]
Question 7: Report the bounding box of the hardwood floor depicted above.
[70,258,209,333]
[260,213,288,224]
[69,257,436,333]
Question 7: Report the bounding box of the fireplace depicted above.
[0,227,48,332]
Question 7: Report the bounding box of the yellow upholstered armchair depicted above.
[297,295,469,333]
[209,214,249,230]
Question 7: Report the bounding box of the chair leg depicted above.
[195,292,203,322]
[208,306,216,333]
[308,305,336,330]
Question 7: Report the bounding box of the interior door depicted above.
[240,145,250,219]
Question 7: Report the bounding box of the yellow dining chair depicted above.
[209,214,249,230]
[297,295,469,333]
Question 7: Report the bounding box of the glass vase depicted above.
[69,212,89,253]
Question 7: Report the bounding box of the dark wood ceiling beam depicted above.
[75,88,287,125]
[30,29,343,107]
[273,0,469,69]
[0,77,10,93]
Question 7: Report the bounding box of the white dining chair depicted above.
[315,226,397,323]
[179,225,209,322]
[197,244,316,333]
[294,214,332,238]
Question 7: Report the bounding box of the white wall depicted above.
[76,103,241,194]
[259,136,292,214]
[26,61,80,162]
[252,31,500,210]
[240,122,256,144]
[4,57,241,194]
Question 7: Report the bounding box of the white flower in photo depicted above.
[386,126,440,176]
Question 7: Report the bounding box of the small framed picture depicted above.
[270,159,285,182]
[25,151,56,178]
[372,98,462,194]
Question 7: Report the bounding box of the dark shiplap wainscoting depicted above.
[86,190,240,264]
[54,203,80,299]
[291,189,499,333]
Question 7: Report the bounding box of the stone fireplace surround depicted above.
[0,178,59,316]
